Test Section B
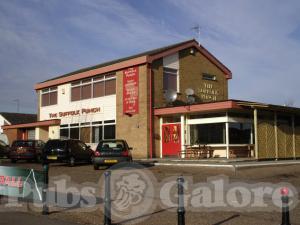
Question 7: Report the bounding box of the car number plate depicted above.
[47,156,57,160]
[104,159,118,163]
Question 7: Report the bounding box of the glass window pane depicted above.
[105,79,116,95]
[163,68,177,91]
[70,127,79,139]
[60,129,69,139]
[104,125,115,139]
[93,75,104,81]
[41,93,49,106]
[49,91,57,105]
[190,123,225,144]
[105,73,116,79]
[93,81,105,97]
[80,127,91,143]
[81,84,91,100]
[92,126,103,143]
[71,86,81,101]
[229,123,252,144]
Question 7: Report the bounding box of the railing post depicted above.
[177,176,185,225]
[42,162,49,215]
[281,187,291,225]
[104,171,112,225]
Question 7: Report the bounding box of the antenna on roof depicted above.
[191,24,201,44]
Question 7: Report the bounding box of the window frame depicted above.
[70,73,116,102]
[41,87,58,107]
[163,67,179,92]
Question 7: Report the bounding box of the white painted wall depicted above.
[39,83,116,125]
[0,115,10,133]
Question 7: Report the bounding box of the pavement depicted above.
[136,158,300,169]
[0,212,79,225]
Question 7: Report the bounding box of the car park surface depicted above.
[1,160,300,224]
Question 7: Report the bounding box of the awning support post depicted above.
[254,108,259,160]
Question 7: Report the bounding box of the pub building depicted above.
[3,39,300,160]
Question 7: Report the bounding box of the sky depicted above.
[1,0,300,113]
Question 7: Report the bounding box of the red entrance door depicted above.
[162,123,181,157]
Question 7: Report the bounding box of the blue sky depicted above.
[1,0,300,113]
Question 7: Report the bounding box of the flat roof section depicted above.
[2,119,60,130]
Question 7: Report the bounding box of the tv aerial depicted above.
[164,89,177,105]
[185,88,195,104]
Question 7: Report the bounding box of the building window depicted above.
[41,87,57,106]
[190,123,225,144]
[59,120,115,143]
[71,73,116,102]
[104,124,115,139]
[202,73,217,81]
[163,67,178,91]
[229,123,252,144]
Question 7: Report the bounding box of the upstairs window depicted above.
[71,73,116,102]
[41,87,57,106]
[202,73,217,81]
[163,67,178,91]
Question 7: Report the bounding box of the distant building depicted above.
[0,112,36,143]
[2,39,300,159]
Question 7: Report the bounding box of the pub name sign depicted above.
[49,107,101,119]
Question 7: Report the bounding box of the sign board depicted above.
[0,166,45,201]
[123,67,139,115]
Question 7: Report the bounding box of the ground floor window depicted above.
[229,123,252,144]
[60,120,115,143]
[190,123,225,144]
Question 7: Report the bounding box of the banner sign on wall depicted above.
[123,67,139,115]
[0,166,44,201]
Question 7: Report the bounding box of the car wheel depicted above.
[11,159,17,163]
[69,156,75,167]
[94,164,99,170]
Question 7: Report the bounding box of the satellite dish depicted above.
[185,88,195,96]
[185,88,195,104]
[164,89,177,104]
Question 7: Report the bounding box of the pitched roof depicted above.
[35,39,232,90]
[40,39,197,84]
[0,112,37,125]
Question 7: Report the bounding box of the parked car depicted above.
[43,139,94,166]
[0,140,10,158]
[93,139,132,170]
[10,140,45,163]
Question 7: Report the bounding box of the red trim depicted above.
[2,119,60,130]
[35,40,232,90]
[35,56,148,90]
[154,101,241,116]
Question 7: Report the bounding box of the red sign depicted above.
[123,67,139,114]
[162,123,181,156]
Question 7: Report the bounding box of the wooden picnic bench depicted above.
[178,145,214,159]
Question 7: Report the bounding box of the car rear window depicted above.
[97,141,125,151]
[44,140,66,150]
[12,141,35,147]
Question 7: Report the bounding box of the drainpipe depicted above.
[148,64,153,159]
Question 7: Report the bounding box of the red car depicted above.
[9,140,45,163]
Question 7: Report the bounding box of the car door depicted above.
[78,141,90,160]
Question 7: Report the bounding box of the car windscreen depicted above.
[44,140,66,150]
[12,141,34,148]
[96,141,125,151]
